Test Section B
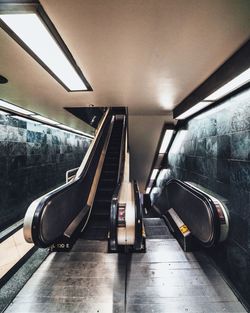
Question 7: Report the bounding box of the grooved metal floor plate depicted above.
[144,218,173,239]
[126,236,246,313]
[4,220,247,313]
[5,240,125,313]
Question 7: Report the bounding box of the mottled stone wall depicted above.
[0,112,92,231]
[165,88,250,304]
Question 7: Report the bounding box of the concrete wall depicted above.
[129,114,173,190]
[0,112,92,232]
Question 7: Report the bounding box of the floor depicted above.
[4,218,247,313]
[0,228,33,279]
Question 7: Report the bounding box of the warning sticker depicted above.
[179,224,189,234]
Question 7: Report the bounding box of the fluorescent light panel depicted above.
[12,115,39,123]
[159,129,174,153]
[33,115,60,125]
[0,99,34,115]
[0,99,93,137]
[176,67,250,120]
[145,187,151,194]
[58,124,77,132]
[150,169,159,180]
[176,101,213,120]
[0,13,87,91]
[204,68,250,101]
[58,124,94,138]
[0,109,9,115]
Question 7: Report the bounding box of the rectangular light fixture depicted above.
[150,169,159,180]
[58,124,77,132]
[33,115,59,125]
[145,187,151,194]
[204,68,250,101]
[0,99,34,116]
[0,99,93,138]
[176,101,213,120]
[58,124,94,139]
[159,129,174,153]
[0,11,91,91]
[176,67,250,120]
[0,109,9,115]
[12,115,39,123]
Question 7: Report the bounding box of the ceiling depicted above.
[0,0,250,188]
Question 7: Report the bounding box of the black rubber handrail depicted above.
[30,111,112,247]
[166,179,221,247]
[133,180,144,251]
[108,116,126,252]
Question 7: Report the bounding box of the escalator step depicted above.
[98,179,116,188]
[101,171,117,179]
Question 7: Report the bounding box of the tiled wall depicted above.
[0,111,92,232]
[164,88,250,304]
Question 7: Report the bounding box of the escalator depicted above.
[81,119,123,240]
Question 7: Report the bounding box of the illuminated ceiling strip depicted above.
[0,9,91,92]
[0,99,35,115]
[145,125,174,193]
[204,68,250,101]
[145,187,151,194]
[159,129,174,153]
[176,67,250,120]
[33,114,60,125]
[150,169,159,180]
[176,101,212,120]
[0,99,94,138]
[58,124,94,138]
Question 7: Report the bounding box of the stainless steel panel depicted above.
[4,237,246,313]
[127,302,247,313]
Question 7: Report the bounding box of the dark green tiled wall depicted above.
[166,88,250,304]
[0,112,92,232]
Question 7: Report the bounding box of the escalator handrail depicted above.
[133,180,144,250]
[166,179,221,247]
[117,116,126,184]
[109,116,126,252]
[24,109,112,247]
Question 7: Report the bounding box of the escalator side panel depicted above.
[166,179,220,247]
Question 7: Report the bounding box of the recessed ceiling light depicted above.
[0,75,8,84]
[0,12,91,91]
[176,101,213,120]
[159,129,174,153]
[204,68,250,101]
[0,99,35,115]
